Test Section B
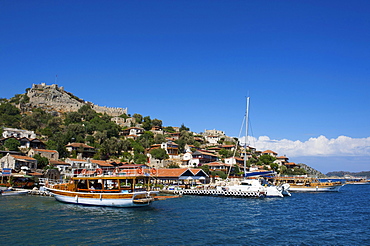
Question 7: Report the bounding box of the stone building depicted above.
[28,148,59,160]
[0,153,37,172]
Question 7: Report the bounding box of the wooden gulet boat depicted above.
[272,177,345,192]
[46,167,159,207]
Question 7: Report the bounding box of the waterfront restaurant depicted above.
[154,168,209,188]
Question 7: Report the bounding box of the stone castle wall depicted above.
[24,83,127,116]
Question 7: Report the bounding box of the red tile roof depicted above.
[68,158,88,162]
[32,148,58,153]
[10,155,36,161]
[262,150,277,154]
[90,160,114,167]
[66,143,95,149]
[156,168,189,177]
[276,156,289,159]
[50,160,70,165]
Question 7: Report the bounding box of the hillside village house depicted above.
[224,156,244,166]
[167,132,180,140]
[2,128,36,139]
[262,150,278,157]
[0,136,46,149]
[274,156,289,166]
[28,148,59,160]
[204,135,221,145]
[284,162,300,169]
[180,151,193,167]
[0,154,37,172]
[65,143,95,158]
[206,161,232,173]
[50,160,71,178]
[190,150,219,166]
[121,127,144,139]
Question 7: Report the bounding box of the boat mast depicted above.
[244,97,250,179]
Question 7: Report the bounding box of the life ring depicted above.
[96,168,103,175]
[151,168,157,175]
[137,167,143,175]
[81,169,87,175]
[113,168,120,175]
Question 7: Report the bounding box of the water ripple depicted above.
[1,185,370,245]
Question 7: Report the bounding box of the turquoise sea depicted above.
[1,184,370,246]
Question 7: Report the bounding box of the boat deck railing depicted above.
[76,168,157,177]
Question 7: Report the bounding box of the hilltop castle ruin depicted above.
[24,83,128,116]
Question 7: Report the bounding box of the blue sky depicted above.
[1,1,370,173]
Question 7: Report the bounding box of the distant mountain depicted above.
[326,171,370,177]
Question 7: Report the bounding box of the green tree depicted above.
[120,151,133,163]
[131,141,145,154]
[200,164,210,175]
[33,154,49,169]
[218,148,234,158]
[133,113,143,124]
[259,155,276,166]
[4,138,20,151]
[270,163,279,173]
[211,170,227,179]
[150,148,169,161]
[46,133,69,158]
[230,164,241,176]
[64,111,82,125]
[163,126,175,133]
[100,137,124,158]
[151,119,162,128]
[179,124,189,132]
[142,116,152,131]
[137,131,154,149]
[0,103,21,128]
[176,131,195,153]
[134,153,147,164]
[64,123,86,143]
[78,105,97,121]
[154,134,166,144]
[119,113,130,120]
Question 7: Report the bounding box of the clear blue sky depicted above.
[1,1,370,173]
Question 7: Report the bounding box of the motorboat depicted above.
[221,178,287,197]
[1,188,29,196]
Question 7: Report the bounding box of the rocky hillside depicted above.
[20,83,127,117]
[299,163,328,178]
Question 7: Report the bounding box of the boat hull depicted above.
[48,188,157,207]
[288,185,343,192]
[1,190,29,196]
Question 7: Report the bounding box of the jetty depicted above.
[173,189,263,197]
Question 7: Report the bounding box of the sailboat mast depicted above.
[244,97,250,178]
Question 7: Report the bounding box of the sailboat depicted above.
[223,97,290,197]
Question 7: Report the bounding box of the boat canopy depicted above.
[244,171,275,177]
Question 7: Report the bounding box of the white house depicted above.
[2,127,36,139]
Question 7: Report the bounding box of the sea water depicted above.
[1,184,370,245]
